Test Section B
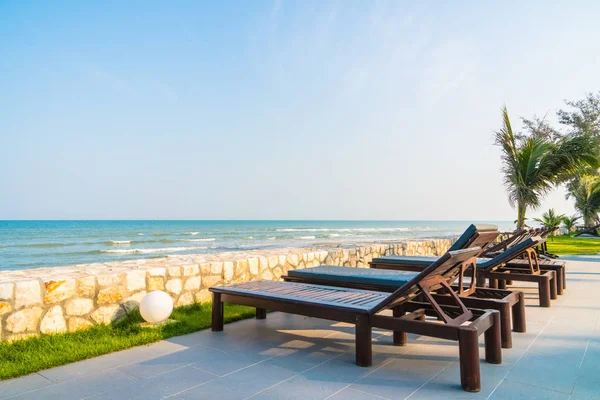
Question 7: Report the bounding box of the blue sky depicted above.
[1,1,599,220]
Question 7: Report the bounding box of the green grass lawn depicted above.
[545,235,600,255]
[0,302,255,380]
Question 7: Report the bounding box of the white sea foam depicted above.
[138,233,144,236]
[267,237,276,240]
[108,240,131,245]
[103,246,206,254]
[184,238,216,242]
[276,228,411,233]
[244,236,254,240]
[185,232,200,236]
[296,236,316,240]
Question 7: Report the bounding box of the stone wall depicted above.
[0,238,454,341]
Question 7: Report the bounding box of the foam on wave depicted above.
[107,240,131,245]
[276,227,412,233]
[102,246,207,254]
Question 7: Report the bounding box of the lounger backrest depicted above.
[478,237,544,270]
[443,231,499,282]
[540,227,558,238]
[448,224,498,252]
[482,228,527,255]
[370,247,481,314]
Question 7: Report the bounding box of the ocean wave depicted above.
[267,237,276,240]
[183,238,216,242]
[185,232,200,236]
[98,238,175,245]
[138,233,144,236]
[244,236,254,240]
[14,242,73,248]
[296,236,316,240]
[137,239,175,244]
[102,246,207,254]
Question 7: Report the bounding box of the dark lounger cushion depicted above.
[371,255,438,266]
[371,255,491,269]
[287,266,419,289]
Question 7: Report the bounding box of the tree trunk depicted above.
[516,202,527,230]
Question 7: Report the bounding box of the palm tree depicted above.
[495,106,600,229]
[561,214,580,234]
[566,175,600,227]
[533,209,565,234]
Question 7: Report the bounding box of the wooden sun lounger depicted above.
[482,229,528,255]
[282,224,524,349]
[574,223,600,237]
[481,228,544,258]
[484,228,566,293]
[464,227,564,294]
[370,238,557,308]
[493,244,566,294]
[210,248,502,392]
[475,238,558,308]
[534,227,560,259]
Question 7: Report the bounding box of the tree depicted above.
[521,114,561,141]
[557,92,600,137]
[533,209,565,234]
[495,106,600,229]
[561,214,580,234]
[566,175,600,227]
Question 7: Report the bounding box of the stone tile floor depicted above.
[1,256,599,399]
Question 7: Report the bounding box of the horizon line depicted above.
[0,219,514,222]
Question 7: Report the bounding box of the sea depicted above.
[0,220,514,271]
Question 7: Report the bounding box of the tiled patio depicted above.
[1,256,599,400]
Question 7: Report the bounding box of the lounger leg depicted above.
[562,267,567,290]
[489,279,498,289]
[550,271,558,300]
[512,291,527,333]
[554,269,564,295]
[506,280,513,285]
[355,315,372,367]
[485,311,502,364]
[499,303,512,349]
[212,293,224,332]
[476,273,486,288]
[458,327,481,392]
[256,308,267,320]
[539,276,551,308]
[498,280,507,290]
[392,306,407,346]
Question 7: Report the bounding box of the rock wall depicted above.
[0,239,454,341]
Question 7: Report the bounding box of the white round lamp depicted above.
[139,291,173,324]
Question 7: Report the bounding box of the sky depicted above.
[1,0,599,221]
